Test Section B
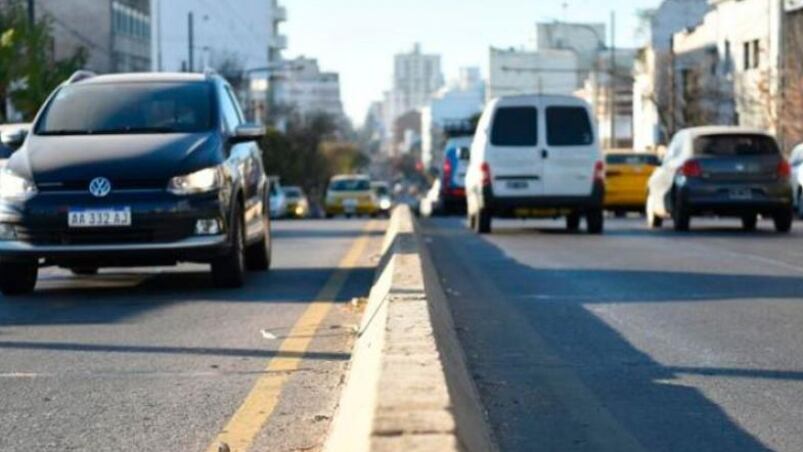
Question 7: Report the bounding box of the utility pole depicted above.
[156,0,163,71]
[609,11,616,149]
[188,12,195,73]
[26,0,34,26]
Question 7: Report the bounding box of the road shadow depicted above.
[422,218,776,452]
[0,266,375,326]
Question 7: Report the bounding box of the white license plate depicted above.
[68,208,132,228]
[506,181,529,190]
[729,188,752,200]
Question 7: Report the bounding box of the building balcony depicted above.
[274,5,287,22]
[270,34,288,50]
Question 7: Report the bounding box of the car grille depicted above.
[37,179,167,193]
[15,224,194,245]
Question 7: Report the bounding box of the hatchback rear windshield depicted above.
[546,107,594,146]
[36,82,214,135]
[330,179,370,191]
[693,134,779,156]
[606,154,660,165]
[283,187,302,197]
[491,107,537,146]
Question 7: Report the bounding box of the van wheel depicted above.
[476,208,492,234]
[566,213,581,232]
[212,208,246,288]
[0,261,38,296]
[586,208,604,234]
[741,214,758,232]
[774,209,793,233]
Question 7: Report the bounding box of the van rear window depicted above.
[491,107,537,146]
[693,134,779,156]
[546,107,594,146]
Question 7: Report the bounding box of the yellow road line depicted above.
[206,221,377,452]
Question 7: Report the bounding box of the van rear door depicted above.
[487,104,544,198]
[542,104,599,197]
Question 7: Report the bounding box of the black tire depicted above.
[212,208,246,288]
[70,267,99,276]
[0,261,38,296]
[586,208,604,234]
[741,214,758,232]
[774,209,794,233]
[325,213,334,219]
[566,212,581,232]
[476,208,492,234]
[245,209,272,272]
[672,197,691,232]
[614,210,627,218]
[797,188,803,218]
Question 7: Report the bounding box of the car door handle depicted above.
[541,149,549,159]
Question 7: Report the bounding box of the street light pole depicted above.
[26,0,34,26]
[187,12,194,72]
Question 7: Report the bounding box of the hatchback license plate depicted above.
[68,208,132,228]
[729,188,752,200]
[506,181,529,190]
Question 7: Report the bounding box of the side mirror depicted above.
[230,123,265,144]
[1,128,28,152]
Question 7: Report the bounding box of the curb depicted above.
[324,206,497,452]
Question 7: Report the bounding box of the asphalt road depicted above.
[423,215,803,452]
[0,218,385,452]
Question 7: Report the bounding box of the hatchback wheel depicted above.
[672,199,691,232]
[774,209,794,233]
[212,209,246,288]
[586,208,604,234]
[245,209,272,272]
[0,261,38,296]
[741,214,758,232]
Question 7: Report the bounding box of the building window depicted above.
[743,40,761,71]
[752,39,760,69]
[743,42,750,71]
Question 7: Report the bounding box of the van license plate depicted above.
[729,188,752,200]
[506,181,529,190]
[69,208,132,228]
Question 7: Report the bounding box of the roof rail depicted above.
[65,70,97,84]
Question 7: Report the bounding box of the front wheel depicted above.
[774,209,794,233]
[586,208,604,234]
[475,208,492,234]
[741,214,758,232]
[245,210,272,272]
[212,209,246,288]
[0,261,38,296]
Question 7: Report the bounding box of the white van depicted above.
[465,95,605,234]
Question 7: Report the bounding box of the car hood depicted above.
[7,132,223,183]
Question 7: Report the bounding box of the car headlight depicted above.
[0,169,37,201]
[379,198,392,210]
[168,166,222,195]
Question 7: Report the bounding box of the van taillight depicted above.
[778,160,792,179]
[481,162,492,186]
[681,160,703,178]
[593,161,605,181]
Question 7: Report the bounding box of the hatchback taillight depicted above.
[481,162,492,186]
[778,160,792,179]
[681,160,703,178]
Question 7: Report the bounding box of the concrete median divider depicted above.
[324,205,497,452]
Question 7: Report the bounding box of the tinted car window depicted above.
[491,107,537,146]
[373,185,390,197]
[283,187,302,198]
[694,134,779,156]
[330,179,370,191]
[220,86,242,131]
[36,82,214,134]
[606,154,660,165]
[546,107,594,146]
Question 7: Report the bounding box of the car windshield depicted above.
[694,134,779,156]
[35,82,214,135]
[284,187,302,198]
[373,185,390,197]
[606,154,660,165]
[330,179,370,191]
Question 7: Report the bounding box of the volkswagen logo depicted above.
[89,177,112,198]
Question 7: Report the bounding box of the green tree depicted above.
[0,3,86,121]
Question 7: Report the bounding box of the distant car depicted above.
[371,181,392,216]
[0,71,272,295]
[646,126,793,232]
[465,95,604,234]
[604,152,660,216]
[325,174,378,218]
[439,137,472,213]
[788,143,803,217]
[269,178,288,219]
[283,186,309,219]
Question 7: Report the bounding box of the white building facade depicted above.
[487,47,579,100]
[272,57,344,119]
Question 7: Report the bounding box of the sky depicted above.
[284,0,662,125]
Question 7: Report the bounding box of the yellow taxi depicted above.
[604,152,660,214]
[325,174,379,218]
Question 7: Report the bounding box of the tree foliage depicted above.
[0,2,86,122]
